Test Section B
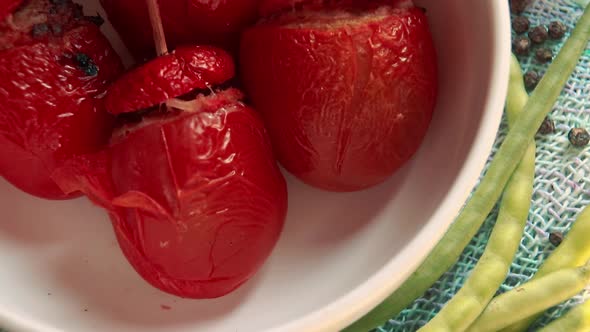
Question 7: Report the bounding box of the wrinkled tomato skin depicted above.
[108,101,287,299]
[0,25,123,200]
[100,0,260,60]
[240,5,438,192]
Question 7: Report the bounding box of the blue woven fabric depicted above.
[380,1,590,331]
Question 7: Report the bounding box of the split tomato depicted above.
[54,46,288,298]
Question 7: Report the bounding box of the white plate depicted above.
[0,1,510,331]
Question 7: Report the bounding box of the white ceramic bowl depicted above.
[0,1,511,331]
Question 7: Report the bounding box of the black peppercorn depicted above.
[568,128,590,147]
[74,53,99,76]
[538,117,555,135]
[31,23,49,38]
[512,16,530,34]
[510,0,532,14]
[524,71,540,90]
[513,36,531,56]
[548,21,567,40]
[529,26,549,44]
[75,53,90,64]
[549,232,563,246]
[535,47,553,63]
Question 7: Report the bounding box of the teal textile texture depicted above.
[380,0,590,331]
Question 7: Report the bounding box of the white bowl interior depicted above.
[0,1,509,332]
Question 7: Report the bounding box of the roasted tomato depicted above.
[241,0,438,192]
[54,46,288,299]
[99,0,260,60]
[0,0,123,200]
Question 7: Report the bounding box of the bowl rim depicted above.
[268,2,512,331]
[0,2,511,332]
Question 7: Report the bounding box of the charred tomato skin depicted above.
[240,5,438,192]
[0,24,123,199]
[107,99,287,299]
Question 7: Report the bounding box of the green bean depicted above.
[343,6,590,332]
[538,300,590,332]
[502,205,590,331]
[467,261,590,332]
[505,56,531,124]
[416,55,535,332]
